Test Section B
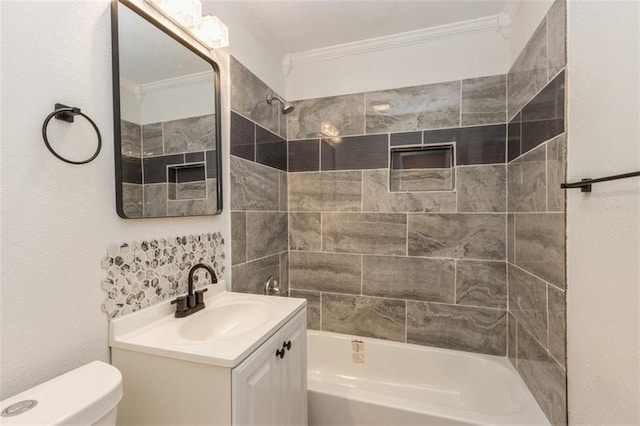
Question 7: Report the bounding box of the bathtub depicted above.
[307,331,549,425]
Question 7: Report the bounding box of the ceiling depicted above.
[203,0,509,55]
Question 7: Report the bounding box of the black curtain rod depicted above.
[561,171,640,192]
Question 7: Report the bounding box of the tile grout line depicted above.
[360,255,364,295]
[453,259,458,304]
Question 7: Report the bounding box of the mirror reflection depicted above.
[114,1,222,218]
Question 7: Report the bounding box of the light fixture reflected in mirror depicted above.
[145,0,229,49]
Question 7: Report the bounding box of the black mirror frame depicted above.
[111,0,223,219]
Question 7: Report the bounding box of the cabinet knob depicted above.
[276,348,285,359]
[283,341,292,351]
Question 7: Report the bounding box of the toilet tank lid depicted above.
[0,361,123,425]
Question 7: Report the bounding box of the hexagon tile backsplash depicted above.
[101,232,225,319]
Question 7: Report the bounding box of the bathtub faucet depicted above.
[264,276,280,296]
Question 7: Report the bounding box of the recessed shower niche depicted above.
[112,0,222,218]
[389,144,455,192]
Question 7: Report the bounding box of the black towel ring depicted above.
[41,103,102,165]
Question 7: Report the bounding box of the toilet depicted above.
[0,361,122,425]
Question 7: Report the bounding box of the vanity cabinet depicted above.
[112,307,307,425]
[233,310,307,426]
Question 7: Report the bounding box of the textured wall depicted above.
[0,1,231,400]
[566,0,640,423]
[505,1,567,425]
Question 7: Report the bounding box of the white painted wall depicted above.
[0,0,231,400]
[566,1,640,423]
[285,29,508,101]
[506,0,554,69]
[206,2,286,97]
[140,78,215,124]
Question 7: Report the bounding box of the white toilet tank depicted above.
[0,361,122,425]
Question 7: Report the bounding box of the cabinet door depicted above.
[278,311,308,426]
[233,333,281,426]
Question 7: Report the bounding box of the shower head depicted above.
[266,94,295,115]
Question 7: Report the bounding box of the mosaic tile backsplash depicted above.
[101,233,225,318]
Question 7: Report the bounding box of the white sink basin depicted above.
[109,283,306,368]
[179,299,275,340]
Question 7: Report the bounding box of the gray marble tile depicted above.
[164,114,215,154]
[407,301,506,355]
[508,18,548,119]
[288,93,365,139]
[204,178,218,213]
[408,214,505,260]
[322,213,407,255]
[424,125,506,165]
[231,212,246,266]
[456,165,506,212]
[508,265,548,345]
[167,198,208,216]
[362,170,456,213]
[246,212,288,261]
[121,120,141,157]
[515,213,565,288]
[230,156,279,211]
[174,181,206,200]
[230,56,280,135]
[390,131,422,146]
[321,134,388,171]
[390,169,454,192]
[232,254,280,295]
[289,251,361,294]
[289,212,322,251]
[508,144,547,212]
[517,323,567,425]
[122,183,143,218]
[547,134,566,212]
[279,171,288,212]
[461,75,506,126]
[280,251,289,295]
[456,260,507,309]
[279,107,288,140]
[288,139,320,172]
[547,0,566,78]
[508,312,517,368]
[507,214,515,263]
[290,290,320,330]
[548,285,566,367]
[363,256,454,303]
[143,183,167,217]
[142,122,163,157]
[289,171,362,212]
[366,81,460,133]
[322,294,405,342]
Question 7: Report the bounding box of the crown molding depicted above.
[287,14,509,66]
[141,71,213,92]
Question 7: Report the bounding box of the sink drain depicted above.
[1,400,38,417]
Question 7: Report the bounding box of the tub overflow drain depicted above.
[1,400,38,417]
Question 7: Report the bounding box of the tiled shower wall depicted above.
[229,57,290,296]
[120,115,218,217]
[286,75,510,355]
[506,1,567,425]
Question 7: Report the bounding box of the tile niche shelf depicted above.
[389,144,455,192]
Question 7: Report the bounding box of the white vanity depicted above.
[109,282,307,425]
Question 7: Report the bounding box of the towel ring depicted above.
[41,103,102,165]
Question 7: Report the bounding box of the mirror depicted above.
[112,0,222,218]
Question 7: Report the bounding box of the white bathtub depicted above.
[307,331,549,425]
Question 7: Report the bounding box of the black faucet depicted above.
[171,263,218,318]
